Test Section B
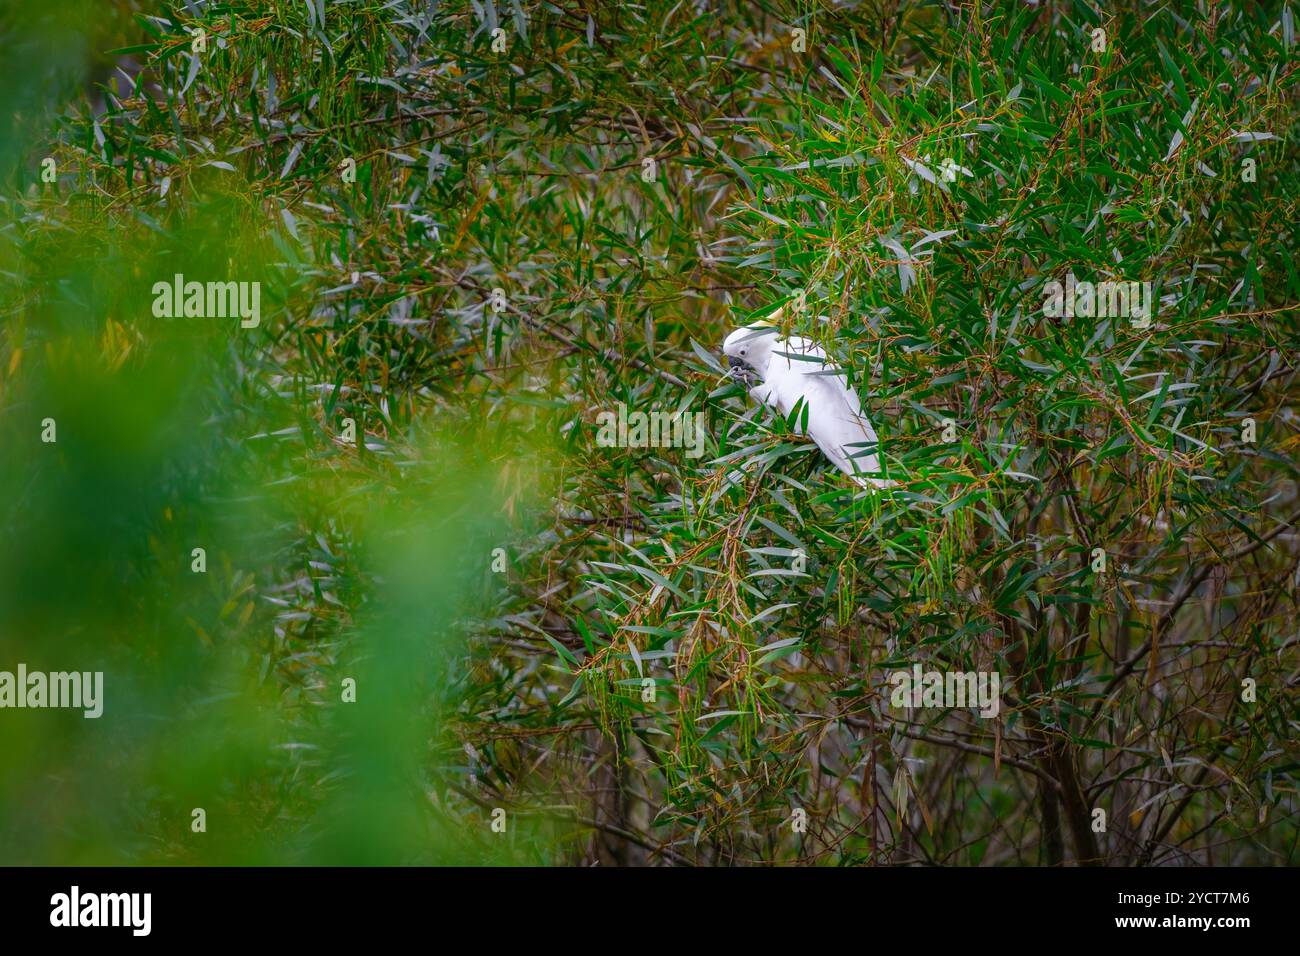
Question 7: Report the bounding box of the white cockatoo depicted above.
[721,321,895,490]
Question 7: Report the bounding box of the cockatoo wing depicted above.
[800,374,885,482]
[769,336,862,409]
[766,338,889,487]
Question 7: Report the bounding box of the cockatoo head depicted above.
[722,324,778,385]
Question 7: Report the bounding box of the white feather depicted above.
[724,327,895,490]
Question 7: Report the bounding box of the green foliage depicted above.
[1,0,1296,865]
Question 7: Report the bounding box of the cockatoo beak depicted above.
[725,354,756,386]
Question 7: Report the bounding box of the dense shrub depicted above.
[1,0,1296,865]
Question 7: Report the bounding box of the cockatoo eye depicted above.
[740,348,747,356]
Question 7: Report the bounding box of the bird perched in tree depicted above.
[722,320,896,490]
